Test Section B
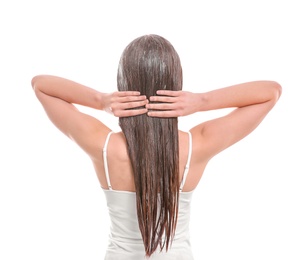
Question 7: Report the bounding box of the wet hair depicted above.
[117,34,183,257]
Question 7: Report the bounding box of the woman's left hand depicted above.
[103,91,148,117]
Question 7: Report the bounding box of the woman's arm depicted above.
[147,81,281,117]
[147,80,282,163]
[32,75,106,110]
[31,75,148,157]
[31,75,148,115]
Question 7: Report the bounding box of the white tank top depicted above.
[102,131,194,259]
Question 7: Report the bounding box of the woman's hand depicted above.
[146,90,202,117]
[103,91,149,117]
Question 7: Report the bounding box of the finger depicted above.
[156,90,181,96]
[146,103,174,110]
[119,99,149,110]
[110,100,148,113]
[118,95,147,103]
[149,96,176,102]
[116,91,141,97]
[147,110,178,118]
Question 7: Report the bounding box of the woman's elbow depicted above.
[31,75,47,90]
[269,81,282,102]
[31,75,40,90]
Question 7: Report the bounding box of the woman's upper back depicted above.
[94,130,205,193]
[101,130,196,259]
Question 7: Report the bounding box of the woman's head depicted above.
[117,34,182,96]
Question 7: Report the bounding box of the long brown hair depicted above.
[117,34,183,257]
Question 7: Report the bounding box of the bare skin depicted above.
[31,75,282,192]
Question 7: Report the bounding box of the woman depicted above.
[31,34,282,259]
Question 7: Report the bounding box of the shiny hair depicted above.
[117,34,183,256]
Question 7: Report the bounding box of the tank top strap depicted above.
[179,131,193,192]
[103,131,113,190]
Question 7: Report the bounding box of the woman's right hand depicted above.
[146,90,202,117]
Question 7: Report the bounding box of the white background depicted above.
[1,0,306,259]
